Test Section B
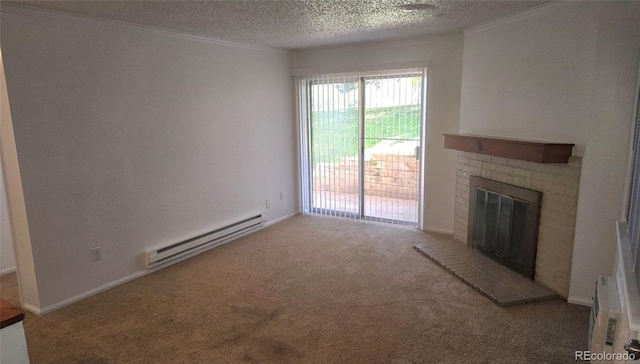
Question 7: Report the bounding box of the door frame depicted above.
[297,68,427,227]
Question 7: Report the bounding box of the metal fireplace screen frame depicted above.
[467,176,542,280]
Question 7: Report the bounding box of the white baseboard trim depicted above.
[0,266,16,275]
[38,270,151,315]
[265,212,299,228]
[35,214,300,315]
[422,226,454,235]
[568,296,592,307]
[22,303,41,315]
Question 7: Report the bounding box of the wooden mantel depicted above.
[443,134,574,164]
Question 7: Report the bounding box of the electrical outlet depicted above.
[91,247,102,262]
[280,192,284,201]
[266,199,270,208]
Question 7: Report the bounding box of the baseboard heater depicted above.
[144,213,266,269]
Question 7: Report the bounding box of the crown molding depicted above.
[0,4,287,54]
[464,1,573,35]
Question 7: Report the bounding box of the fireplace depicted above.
[468,176,542,279]
[445,134,580,297]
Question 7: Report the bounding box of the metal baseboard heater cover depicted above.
[145,213,265,269]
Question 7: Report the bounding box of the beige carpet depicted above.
[1,215,588,363]
[0,270,20,307]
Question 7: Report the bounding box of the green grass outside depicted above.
[311,104,421,165]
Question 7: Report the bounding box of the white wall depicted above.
[571,2,640,305]
[293,35,464,233]
[459,3,600,156]
[458,2,640,304]
[0,6,297,311]
[0,162,16,275]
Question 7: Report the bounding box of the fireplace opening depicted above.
[468,176,542,279]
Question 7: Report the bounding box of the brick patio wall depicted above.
[313,153,419,200]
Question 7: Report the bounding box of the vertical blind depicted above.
[363,73,423,224]
[297,72,361,220]
[296,69,425,225]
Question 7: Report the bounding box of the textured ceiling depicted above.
[2,1,551,49]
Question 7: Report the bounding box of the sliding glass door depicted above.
[301,70,424,226]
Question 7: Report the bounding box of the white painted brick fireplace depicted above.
[453,151,582,297]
